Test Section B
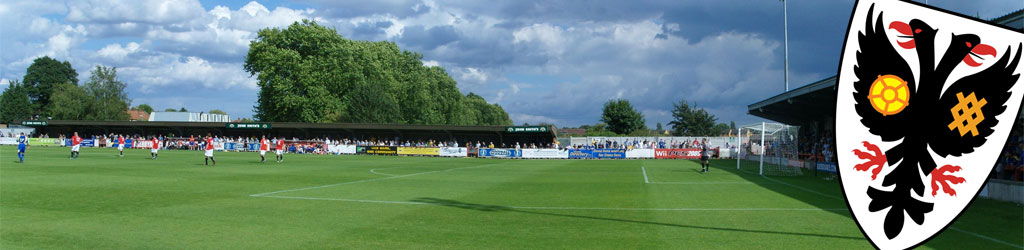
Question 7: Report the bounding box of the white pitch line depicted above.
[257,195,849,212]
[250,163,500,197]
[369,168,397,176]
[948,226,1023,249]
[641,166,650,184]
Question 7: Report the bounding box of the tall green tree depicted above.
[83,65,130,120]
[164,108,177,112]
[22,56,78,115]
[209,109,228,115]
[244,20,510,125]
[600,99,646,135]
[713,123,731,135]
[668,100,718,136]
[179,107,188,112]
[0,80,34,123]
[135,104,154,114]
[47,82,90,120]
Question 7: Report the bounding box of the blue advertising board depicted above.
[591,148,626,159]
[816,162,837,174]
[112,139,135,148]
[568,149,592,159]
[65,139,97,147]
[477,148,521,158]
[568,149,626,159]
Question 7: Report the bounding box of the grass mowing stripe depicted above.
[258,195,850,211]
[737,165,1021,248]
[946,226,1019,247]
[249,162,501,197]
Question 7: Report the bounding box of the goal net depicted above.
[736,122,802,176]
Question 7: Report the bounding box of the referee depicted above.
[700,138,710,173]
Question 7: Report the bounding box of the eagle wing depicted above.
[852,5,917,142]
[929,44,1022,157]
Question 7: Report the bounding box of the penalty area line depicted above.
[642,166,650,183]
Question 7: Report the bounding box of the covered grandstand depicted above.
[12,120,556,147]
[747,10,1024,202]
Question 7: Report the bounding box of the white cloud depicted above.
[422,60,440,67]
[119,55,256,92]
[217,1,316,31]
[96,42,141,61]
[457,67,488,84]
[66,0,206,25]
[513,23,566,55]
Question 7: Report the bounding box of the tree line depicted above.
[244,20,512,125]
[584,98,735,137]
[0,57,131,123]
[0,57,229,124]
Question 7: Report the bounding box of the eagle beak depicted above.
[963,43,997,67]
[888,21,915,49]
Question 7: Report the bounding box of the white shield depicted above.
[835,0,1024,249]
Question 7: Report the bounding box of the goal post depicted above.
[737,122,802,176]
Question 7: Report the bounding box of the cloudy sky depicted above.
[0,0,1020,127]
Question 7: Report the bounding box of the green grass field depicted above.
[2,146,1021,249]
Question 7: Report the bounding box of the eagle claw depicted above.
[853,141,887,180]
[931,165,966,196]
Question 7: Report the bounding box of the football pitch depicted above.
[2,146,1021,249]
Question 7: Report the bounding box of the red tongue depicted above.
[888,21,912,35]
[888,21,915,49]
[963,44,997,67]
[897,39,916,49]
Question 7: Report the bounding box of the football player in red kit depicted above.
[204,133,216,166]
[70,132,83,159]
[259,135,269,163]
[150,136,160,159]
[117,134,125,157]
[275,137,285,162]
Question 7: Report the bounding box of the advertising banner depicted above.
[625,149,655,159]
[592,148,626,159]
[816,162,836,174]
[0,138,17,145]
[113,139,136,148]
[568,149,592,159]
[357,146,398,155]
[478,148,521,158]
[134,140,153,149]
[28,138,61,146]
[397,147,440,156]
[521,149,569,159]
[440,147,468,157]
[654,148,701,159]
[568,149,626,159]
[328,145,357,154]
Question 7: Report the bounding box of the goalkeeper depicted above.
[700,138,710,173]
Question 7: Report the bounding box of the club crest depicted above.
[835,0,1024,249]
